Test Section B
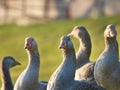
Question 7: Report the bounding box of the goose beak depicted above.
[59,40,66,49]
[24,40,32,49]
[15,61,21,65]
[106,29,117,38]
[24,45,28,49]
[24,42,28,49]
[59,46,64,49]
[110,29,117,37]
[67,33,73,37]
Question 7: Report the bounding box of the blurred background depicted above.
[0,0,120,25]
[0,0,120,86]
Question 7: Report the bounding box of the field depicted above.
[0,16,120,85]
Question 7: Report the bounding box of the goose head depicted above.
[59,36,73,50]
[104,24,117,38]
[1,56,21,70]
[24,37,38,52]
[68,26,88,39]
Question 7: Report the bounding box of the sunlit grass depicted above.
[0,16,120,85]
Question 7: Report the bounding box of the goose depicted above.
[68,26,95,81]
[47,36,98,90]
[68,26,106,90]
[14,37,47,90]
[0,56,21,90]
[94,24,120,90]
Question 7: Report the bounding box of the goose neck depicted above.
[63,49,76,61]
[76,38,91,67]
[62,48,76,79]
[105,37,118,53]
[78,36,91,57]
[103,37,119,66]
[1,65,13,90]
[27,50,40,67]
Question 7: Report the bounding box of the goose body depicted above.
[14,37,47,90]
[94,24,120,90]
[47,36,98,90]
[0,56,21,90]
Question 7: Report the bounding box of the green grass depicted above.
[0,16,120,85]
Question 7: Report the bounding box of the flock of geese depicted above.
[0,24,119,90]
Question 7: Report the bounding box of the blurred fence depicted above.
[0,0,120,25]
